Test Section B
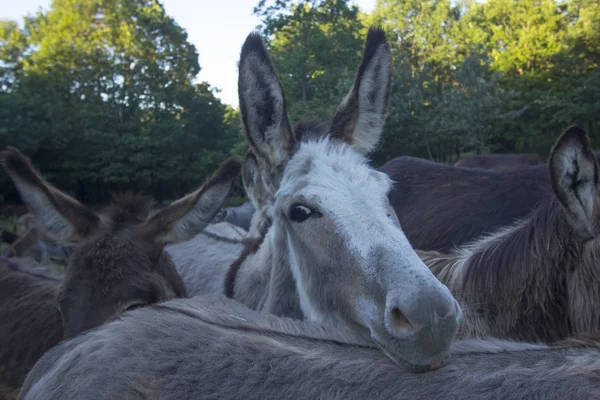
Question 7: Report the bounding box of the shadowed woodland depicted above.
[1,0,598,205]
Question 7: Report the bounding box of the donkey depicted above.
[3,213,71,265]
[221,201,254,231]
[169,27,462,371]
[19,295,600,400]
[0,147,241,398]
[378,154,553,252]
[454,153,545,171]
[418,124,600,343]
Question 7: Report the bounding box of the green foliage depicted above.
[1,0,243,204]
[254,0,365,122]
[369,0,600,163]
[1,0,599,208]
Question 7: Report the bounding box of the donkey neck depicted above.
[232,225,302,319]
[439,198,590,342]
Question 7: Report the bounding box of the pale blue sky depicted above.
[2,0,376,107]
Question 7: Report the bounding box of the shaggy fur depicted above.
[0,149,241,397]
[0,258,61,400]
[419,125,600,343]
[454,153,545,171]
[19,295,600,400]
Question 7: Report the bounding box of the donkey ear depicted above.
[144,156,242,245]
[243,151,270,210]
[1,147,101,242]
[238,32,296,182]
[549,124,600,238]
[243,151,273,237]
[329,26,392,154]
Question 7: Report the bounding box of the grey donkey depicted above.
[19,295,600,400]
[167,26,462,372]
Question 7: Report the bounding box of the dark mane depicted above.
[461,198,572,342]
[224,236,265,298]
[455,153,545,171]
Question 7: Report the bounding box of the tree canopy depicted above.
[1,0,599,207]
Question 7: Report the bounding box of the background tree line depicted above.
[1,0,598,206]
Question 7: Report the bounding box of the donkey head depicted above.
[549,124,600,242]
[2,147,241,339]
[238,28,461,372]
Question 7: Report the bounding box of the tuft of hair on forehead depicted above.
[280,137,391,195]
[109,192,154,223]
[294,120,330,142]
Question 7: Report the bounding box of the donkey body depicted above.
[0,148,241,398]
[419,125,600,343]
[221,201,254,231]
[378,156,552,251]
[20,295,600,400]
[0,258,61,399]
[454,153,545,171]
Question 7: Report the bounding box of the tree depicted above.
[254,0,365,122]
[0,0,238,204]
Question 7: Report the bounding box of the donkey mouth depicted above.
[371,334,451,373]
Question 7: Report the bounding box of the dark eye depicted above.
[289,204,314,223]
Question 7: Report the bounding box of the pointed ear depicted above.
[238,32,296,184]
[1,147,101,242]
[549,124,600,238]
[243,151,270,210]
[243,151,273,237]
[329,26,392,154]
[143,156,242,245]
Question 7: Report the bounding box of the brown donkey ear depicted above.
[143,156,242,245]
[329,26,392,154]
[549,124,600,238]
[238,32,296,186]
[1,147,101,242]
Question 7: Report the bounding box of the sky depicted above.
[1,0,376,107]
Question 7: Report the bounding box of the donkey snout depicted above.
[384,287,461,341]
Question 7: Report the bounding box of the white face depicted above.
[236,27,461,372]
[273,138,462,372]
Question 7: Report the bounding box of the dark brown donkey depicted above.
[379,155,552,251]
[419,125,600,343]
[0,147,241,399]
[454,153,545,171]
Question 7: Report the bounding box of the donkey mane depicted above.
[224,235,264,298]
[422,194,600,342]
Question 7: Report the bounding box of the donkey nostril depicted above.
[390,307,420,332]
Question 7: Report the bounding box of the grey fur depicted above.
[20,295,600,400]
[167,27,461,371]
[222,201,254,231]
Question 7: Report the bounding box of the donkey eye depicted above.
[289,204,314,223]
